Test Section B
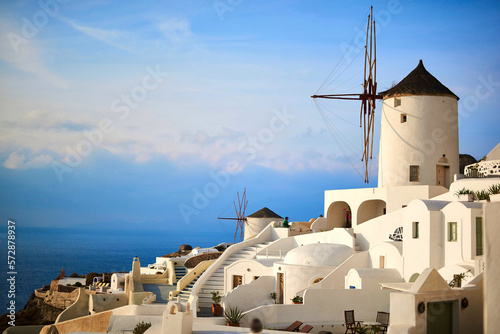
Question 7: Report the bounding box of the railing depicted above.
[464,160,500,178]
[169,259,215,299]
[258,248,289,259]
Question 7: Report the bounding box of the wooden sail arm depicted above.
[311,93,383,100]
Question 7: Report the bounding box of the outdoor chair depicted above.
[376,311,390,334]
[283,321,303,331]
[344,310,361,334]
[299,324,313,333]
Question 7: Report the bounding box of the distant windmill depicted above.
[218,188,248,243]
[312,6,382,183]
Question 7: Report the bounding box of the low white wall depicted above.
[89,293,128,314]
[225,259,274,293]
[111,304,167,316]
[223,276,275,312]
[307,252,370,290]
[242,287,391,327]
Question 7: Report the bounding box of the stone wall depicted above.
[39,311,112,334]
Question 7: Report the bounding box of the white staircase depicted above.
[197,242,271,308]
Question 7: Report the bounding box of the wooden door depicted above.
[277,273,284,304]
[427,301,454,334]
[436,165,445,186]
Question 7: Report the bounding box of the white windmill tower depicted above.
[377,60,460,189]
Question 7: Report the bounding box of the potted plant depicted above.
[224,307,243,327]
[211,291,223,316]
[270,291,277,304]
[454,188,474,202]
[291,296,303,304]
[449,270,470,288]
[489,183,500,202]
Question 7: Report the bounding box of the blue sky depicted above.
[1,0,499,238]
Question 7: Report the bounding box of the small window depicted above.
[253,276,260,280]
[394,98,402,107]
[448,222,457,242]
[412,222,419,239]
[409,165,419,182]
[401,113,407,123]
[476,217,483,256]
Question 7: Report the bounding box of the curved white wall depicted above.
[378,95,459,188]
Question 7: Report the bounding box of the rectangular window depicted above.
[232,275,242,289]
[448,222,457,242]
[409,165,419,182]
[394,98,401,107]
[476,217,483,256]
[412,222,419,239]
[401,113,407,123]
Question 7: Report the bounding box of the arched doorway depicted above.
[357,199,386,225]
[436,156,450,188]
[327,201,352,229]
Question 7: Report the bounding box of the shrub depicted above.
[488,183,500,195]
[475,190,490,201]
[223,307,244,324]
[214,245,226,252]
[133,321,151,334]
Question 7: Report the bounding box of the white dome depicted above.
[284,243,354,267]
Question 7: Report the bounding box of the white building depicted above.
[34,62,500,334]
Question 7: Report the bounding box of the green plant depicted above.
[224,307,244,324]
[355,325,383,334]
[449,270,471,288]
[270,291,277,304]
[454,188,473,196]
[211,291,222,305]
[354,326,370,334]
[488,183,500,195]
[475,190,490,201]
[214,245,226,252]
[291,296,303,303]
[133,321,151,334]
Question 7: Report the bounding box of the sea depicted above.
[0,227,226,313]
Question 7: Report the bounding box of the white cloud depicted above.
[60,17,133,53]
[3,152,53,170]
[0,19,69,88]
[158,18,192,44]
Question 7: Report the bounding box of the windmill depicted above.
[312,6,382,183]
[218,188,248,243]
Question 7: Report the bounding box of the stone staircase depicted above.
[174,266,187,281]
[178,275,200,302]
[197,242,271,308]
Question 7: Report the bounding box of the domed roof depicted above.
[284,243,354,267]
[380,60,459,100]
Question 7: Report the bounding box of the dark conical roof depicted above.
[380,60,459,100]
[247,207,282,219]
